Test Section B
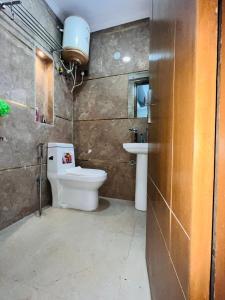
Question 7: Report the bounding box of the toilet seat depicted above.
[59,167,107,182]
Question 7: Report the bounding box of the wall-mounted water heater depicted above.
[62,16,90,65]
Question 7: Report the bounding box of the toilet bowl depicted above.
[47,143,107,211]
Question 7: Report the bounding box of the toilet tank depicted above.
[47,143,75,174]
[62,16,90,65]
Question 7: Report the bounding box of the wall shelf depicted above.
[35,48,54,125]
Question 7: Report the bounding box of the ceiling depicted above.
[45,0,150,32]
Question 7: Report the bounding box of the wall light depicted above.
[123,56,131,63]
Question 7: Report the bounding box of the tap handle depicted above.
[129,128,138,133]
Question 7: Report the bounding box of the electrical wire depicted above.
[52,50,84,94]
[71,64,77,94]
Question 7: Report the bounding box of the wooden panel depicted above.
[150,179,170,247]
[212,1,225,299]
[146,204,185,300]
[172,0,196,235]
[171,215,190,298]
[149,0,175,205]
[189,1,218,299]
[146,0,218,299]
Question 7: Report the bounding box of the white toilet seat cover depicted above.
[66,167,106,177]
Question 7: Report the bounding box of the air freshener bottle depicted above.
[35,107,40,122]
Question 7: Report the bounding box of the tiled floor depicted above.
[0,198,151,300]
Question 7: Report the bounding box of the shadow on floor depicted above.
[95,197,111,212]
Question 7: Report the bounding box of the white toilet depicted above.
[47,143,107,211]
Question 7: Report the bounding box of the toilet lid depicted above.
[66,167,106,177]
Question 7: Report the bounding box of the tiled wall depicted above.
[0,0,73,230]
[74,19,149,200]
[146,1,218,299]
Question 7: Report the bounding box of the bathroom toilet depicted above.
[47,143,107,211]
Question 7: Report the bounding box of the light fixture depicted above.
[122,56,131,63]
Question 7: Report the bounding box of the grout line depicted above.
[0,163,47,172]
[74,117,148,122]
[55,114,72,122]
[151,178,190,241]
[151,204,187,300]
[74,117,129,122]
[4,100,72,123]
[85,69,149,82]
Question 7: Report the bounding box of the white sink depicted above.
[123,143,149,211]
[123,143,149,154]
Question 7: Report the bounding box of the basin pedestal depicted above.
[123,143,149,212]
[135,154,148,211]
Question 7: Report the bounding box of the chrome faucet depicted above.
[129,128,138,143]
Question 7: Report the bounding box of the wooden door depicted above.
[146,1,218,299]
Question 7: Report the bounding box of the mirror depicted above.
[136,81,149,118]
[128,71,150,119]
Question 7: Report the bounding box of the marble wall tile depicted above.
[77,159,136,201]
[0,102,72,171]
[0,28,35,108]
[54,73,73,121]
[73,19,149,200]
[23,0,62,42]
[49,116,73,144]
[0,0,73,230]
[88,19,150,79]
[0,23,72,121]
[0,0,62,55]
[74,75,128,120]
[0,165,51,230]
[74,119,147,162]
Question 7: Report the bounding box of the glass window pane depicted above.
[136,83,149,118]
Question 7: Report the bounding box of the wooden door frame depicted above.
[211,0,225,299]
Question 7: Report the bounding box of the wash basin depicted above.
[123,143,149,212]
[123,143,149,154]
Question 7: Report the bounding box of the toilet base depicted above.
[53,187,99,211]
